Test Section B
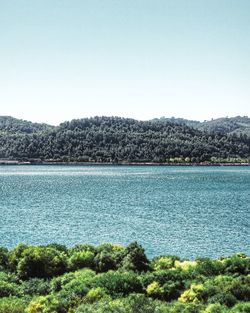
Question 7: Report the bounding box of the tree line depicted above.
[0,116,249,163]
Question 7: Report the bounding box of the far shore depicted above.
[0,160,249,166]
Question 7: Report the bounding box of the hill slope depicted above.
[0,116,53,135]
[154,116,250,137]
[0,116,249,163]
[198,116,250,136]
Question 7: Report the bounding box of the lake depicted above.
[0,165,249,258]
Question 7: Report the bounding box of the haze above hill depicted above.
[1,2,250,126]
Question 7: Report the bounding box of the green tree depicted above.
[120,242,150,272]
[16,246,67,279]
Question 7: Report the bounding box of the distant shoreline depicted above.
[0,160,249,166]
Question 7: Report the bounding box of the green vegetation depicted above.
[0,116,52,135]
[197,116,250,137]
[0,116,249,164]
[0,242,249,312]
[154,116,250,137]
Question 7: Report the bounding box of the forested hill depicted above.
[0,116,52,134]
[0,116,249,163]
[154,116,250,137]
[197,116,250,136]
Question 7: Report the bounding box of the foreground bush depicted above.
[0,297,28,313]
[0,243,248,313]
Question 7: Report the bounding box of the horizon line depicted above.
[1,114,250,126]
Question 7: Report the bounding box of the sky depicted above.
[0,0,250,125]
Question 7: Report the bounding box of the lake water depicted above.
[0,165,249,258]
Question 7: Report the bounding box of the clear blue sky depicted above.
[0,0,250,125]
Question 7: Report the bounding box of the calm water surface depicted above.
[0,165,249,258]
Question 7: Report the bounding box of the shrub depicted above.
[208,293,237,307]
[75,300,127,313]
[53,269,96,309]
[94,251,117,272]
[50,272,76,293]
[16,246,68,279]
[179,284,204,304]
[0,272,19,284]
[146,281,164,299]
[68,251,95,271]
[203,303,229,313]
[25,295,62,313]
[70,244,96,254]
[123,293,163,313]
[8,244,28,272]
[151,255,180,271]
[222,254,250,275]
[231,302,250,313]
[175,260,197,271]
[49,268,95,293]
[0,248,8,271]
[94,244,124,273]
[93,271,143,297]
[194,258,224,277]
[228,276,250,301]
[120,242,150,272]
[140,269,185,289]
[165,301,204,313]
[45,243,68,254]
[162,280,183,301]
[194,275,244,305]
[20,278,50,296]
[0,281,20,297]
[0,297,28,313]
[84,287,110,303]
[76,294,165,313]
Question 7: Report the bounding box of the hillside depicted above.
[154,116,250,137]
[0,116,53,135]
[0,116,249,163]
[152,117,201,129]
[198,116,250,136]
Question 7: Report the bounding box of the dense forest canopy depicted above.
[154,116,250,137]
[0,116,52,135]
[0,242,249,313]
[0,116,249,163]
